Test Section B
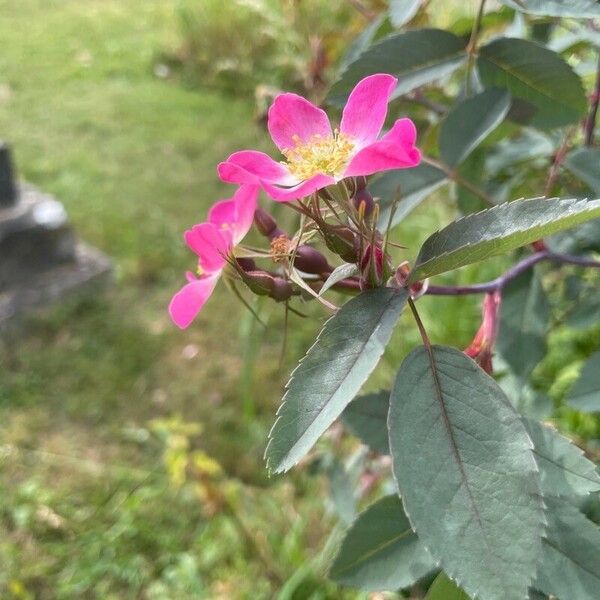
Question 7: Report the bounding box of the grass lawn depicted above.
[0,1,500,598]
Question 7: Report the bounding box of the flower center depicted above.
[282,130,354,180]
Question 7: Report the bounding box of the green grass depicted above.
[0,1,511,598]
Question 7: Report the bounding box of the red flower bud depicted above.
[464,291,501,375]
[254,207,286,240]
[293,245,331,275]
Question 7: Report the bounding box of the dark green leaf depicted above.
[373,163,447,230]
[477,38,586,129]
[265,288,409,473]
[536,496,600,600]
[485,129,554,175]
[497,270,549,381]
[389,345,544,600]
[389,0,421,27]
[330,495,437,591]
[501,0,600,18]
[567,295,600,330]
[425,573,470,600]
[408,197,600,283]
[567,352,600,413]
[327,458,358,525]
[342,391,390,454]
[524,418,600,497]
[328,29,467,105]
[564,148,600,195]
[340,15,388,72]
[439,89,511,167]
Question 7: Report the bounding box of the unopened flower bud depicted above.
[464,291,501,375]
[270,277,294,302]
[321,224,359,263]
[254,207,286,240]
[236,257,256,272]
[293,245,331,275]
[239,269,277,296]
[360,244,391,289]
[353,187,375,219]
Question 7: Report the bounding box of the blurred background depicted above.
[1,1,597,598]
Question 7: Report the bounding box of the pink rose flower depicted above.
[217,74,421,202]
[169,184,258,329]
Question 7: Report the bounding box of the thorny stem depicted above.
[584,52,600,147]
[465,0,487,96]
[425,250,600,297]
[423,156,495,206]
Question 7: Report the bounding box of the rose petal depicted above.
[184,222,231,273]
[343,118,421,178]
[231,184,259,243]
[169,275,220,329]
[261,173,336,202]
[208,199,236,229]
[268,93,332,152]
[218,151,296,186]
[340,74,397,148]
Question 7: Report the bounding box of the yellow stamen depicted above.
[197,265,205,276]
[282,130,354,180]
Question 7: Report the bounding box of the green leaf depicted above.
[389,0,421,27]
[439,89,511,167]
[535,496,600,600]
[564,148,600,195]
[319,263,359,296]
[389,345,544,600]
[373,162,448,230]
[265,288,409,473]
[342,391,390,454]
[477,38,586,129]
[425,573,471,600]
[340,15,388,72]
[485,129,554,176]
[500,0,600,18]
[330,495,437,591]
[328,29,467,105]
[567,352,600,413]
[497,269,549,382]
[408,197,600,283]
[523,418,600,497]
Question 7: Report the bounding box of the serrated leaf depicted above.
[524,418,600,497]
[501,0,600,18]
[319,263,359,296]
[265,288,409,473]
[373,163,448,230]
[328,29,467,105]
[330,495,437,591]
[497,269,549,382]
[564,148,600,195]
[439,89,511,167]
[408,197,600,283]
[342,391,390,454]
[389,0,421,27]
[389,345,544,600]
[477,38,587,129]
[567,352,600,413]
[425,573,471,600]
[535,496,600,600]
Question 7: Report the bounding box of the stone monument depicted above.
[0,142,111,330]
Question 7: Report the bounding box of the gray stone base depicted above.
[0,241,112,332]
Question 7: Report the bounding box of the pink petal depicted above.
[208,199,236,229]
[268,93,332,152]
[343,118,421,178]
[184,222,231,273]
[340,74,397,148]
[218,150,295,186]
[169,275,220,329]
[231,184,259,243]
[261,173,336,202]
